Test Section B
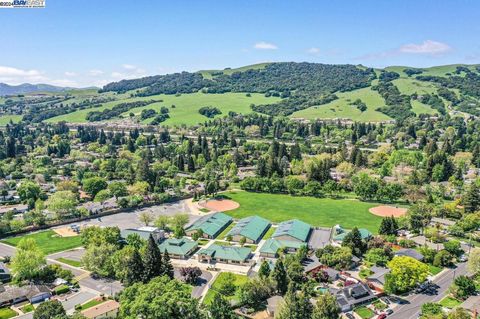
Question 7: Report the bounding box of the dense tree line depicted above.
[86,100,160,122]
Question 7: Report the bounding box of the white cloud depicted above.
[399,40,451,55]
[307,47,321,55]
[0,65,48,84]
[88,69,104,76]
[254,41,278,50]
[49,79,79,87]
[122,64,136,70]
[64,71,76,77]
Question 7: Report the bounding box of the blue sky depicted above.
[0,0,479,87]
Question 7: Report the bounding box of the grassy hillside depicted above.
[0,115,22,126]
[199,62,270,79]
[47,92,280,125]
[291,86,392,122]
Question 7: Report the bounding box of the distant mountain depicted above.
[0,83,76,96]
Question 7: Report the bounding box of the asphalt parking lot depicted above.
[56,200,200,231]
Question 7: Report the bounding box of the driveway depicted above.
[0,242,16,257]
[61,290,97,314]
[389,262,467,319]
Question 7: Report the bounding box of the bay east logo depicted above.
[0,0,45,8]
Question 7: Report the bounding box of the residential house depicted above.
[430,217,456,228]
[81,198,117,215]
[394,248,424,261]
[121,226,164,243]
[266,296,284,317]
[0,204,28,215]
[158,238,198,259]
[225,216,270,244]
[366,266,390,291]
[81,300,120,319]
[260,239,304,258]
[197,244,251,265]
[185,212,232,239]
[335,283,376,312]
[303,255,340,282]
[0,285,51,306]
[459,296,480,315]
[272,219,311,243]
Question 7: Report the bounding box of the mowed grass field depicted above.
[291,86,391,122]
[0,115,22,126]
[1,230,83,255]
[46,92,280,126]
[224,191,383,233]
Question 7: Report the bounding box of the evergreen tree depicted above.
[258,260,271,279]
[272,259,288,295]
[464,182,480,214]
[342,227,366,257]
[124,248,144,286]
[312,292,340,319]
[378,216,398,235]
[142,235,163,282]
[208,295,235,319]
[162,251,174,279]
[276,285,313,319]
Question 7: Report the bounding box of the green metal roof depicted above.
[158,238,198,256]
[186,212,232,237]
[260,238,304,255]
[226,216,271,242]
[197,244,251,262]
[272,219,311,242]
[333,228,372,241]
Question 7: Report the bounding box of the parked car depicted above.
[385,309,393,315]
[345,313,355,319]
[377,314,387,319]
[381,297,391,305]
[459,254,468,262]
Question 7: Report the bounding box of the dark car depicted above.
[346,313,355,319]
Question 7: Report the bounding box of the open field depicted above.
[223,191,383,233]
[392,78,438,96]
[46,92,280,126]
[0,115,22,126]
[291,86,391,122]
[411,100,438,115]
[1,230,83,254]
[203,272,248,304]
[199,62,270,79]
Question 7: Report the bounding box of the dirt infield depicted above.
[369,205,408,217]
[53,227,79,237]
[200,199,240,212]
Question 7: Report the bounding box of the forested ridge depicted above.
[100,62,375,116]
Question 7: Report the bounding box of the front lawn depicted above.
[203,272,248,305]
[372,299,387,310]
[224,191,383,233]
[354,306,375,319]
[78,298,105,310]
[439,296,461,308]
[0,308,17,319]
[20,304,34,313]
[428,264,443,276]
[1,230,83,255]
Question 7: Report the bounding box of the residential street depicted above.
[389,262,468,319]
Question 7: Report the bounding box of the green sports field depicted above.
[46,92,280,126]
[1,230,83,255]
[223,191,383,233]
[291,86,392,122]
